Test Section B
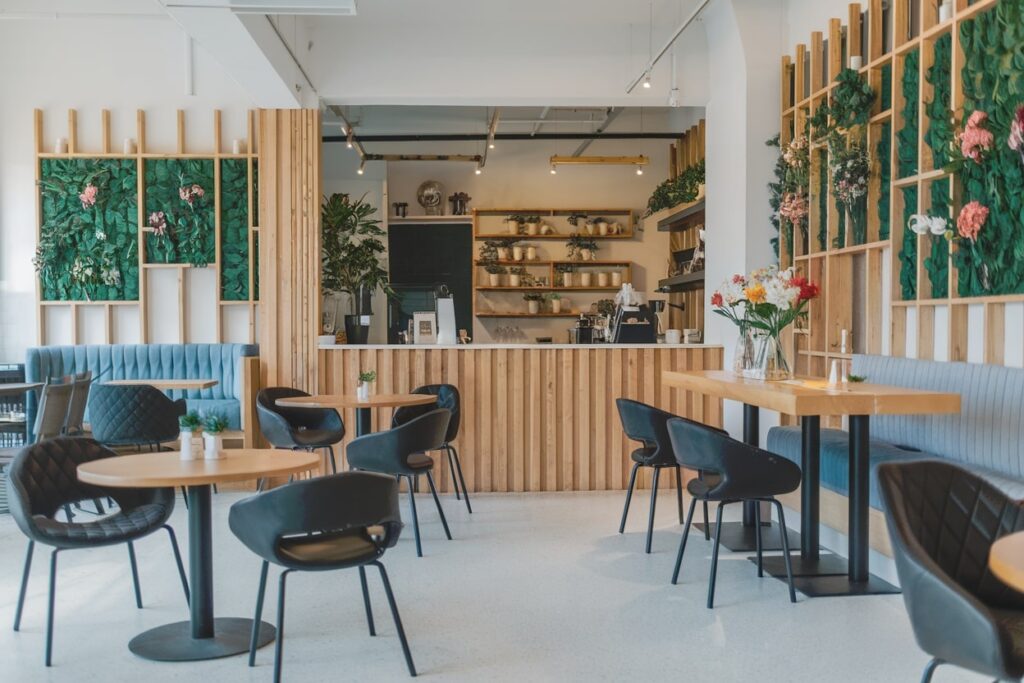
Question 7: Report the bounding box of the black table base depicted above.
[791,573,900,597]
[129,618,275,662]
[693,521,799,552]
[750,552,849,578]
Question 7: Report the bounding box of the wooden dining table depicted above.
[275,393,438,437]
[105,378,218,391]
[990,531,1024,593]
[0,382,43,396]
[663,370,960,598]
[77,449,320,662]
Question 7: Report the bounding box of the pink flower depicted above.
[967,110,988,128]
[1009,105,1024,152]
[179,186,190,202]
[148,211,168,236]
[191,184,204,198]
[957,201,989,241]
[779,192,809,225]
[959,110,993,163]
[79,184,98,208]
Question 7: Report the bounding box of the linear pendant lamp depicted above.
[549,155,649,172]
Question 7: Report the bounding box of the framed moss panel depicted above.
[924,178,949,299]
[898,185,918,301]
[220,159,249,300]
[144,158,215,266]
[37,158,139,301]
[896,48,919,178]
[923,33,953,171]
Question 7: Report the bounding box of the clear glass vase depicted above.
[732,326,757,378]
[756,333,791,381]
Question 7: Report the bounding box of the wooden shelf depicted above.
[475,311,580,318]
[646,198,706,232]
[474,233,632,240]
[474,260,632,267]
[477,286,622,292]
[657,270,705,292]
[389,215,473,224]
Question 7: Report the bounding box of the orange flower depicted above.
[744,284,766,304]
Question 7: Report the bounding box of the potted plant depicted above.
[523,292,544,314]
[508,265,527,287]
[567,234,598,261]
[555,262,577,287]
[512,244,525,261]
[178,411,203,461]
[547,292,563,314]
[321,193,394,345]
[592,216,609,236]
[357,370,376,402]
[202,413,229,460]
[505,214,524,235]
[484,263,507,286]
[523,215,542,235]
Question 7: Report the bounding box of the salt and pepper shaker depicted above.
[840,329,850,384]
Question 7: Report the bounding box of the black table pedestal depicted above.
[356,407,372,437]
[128,485,276,661]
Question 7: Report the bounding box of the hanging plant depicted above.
[766,135,809,257]
[644,159,705,216]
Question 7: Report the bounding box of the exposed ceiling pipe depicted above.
[625,0,714,94]
[571,107,623,157]
[480,107,501,168]
[531,107,551,136]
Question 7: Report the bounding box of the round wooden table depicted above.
[990,531,1024,592]
[276,393,437,437]
[77,449,320,662]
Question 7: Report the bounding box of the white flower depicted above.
[95,230,106,241]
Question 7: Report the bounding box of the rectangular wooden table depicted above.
[105,379,218,391]
[663,369,960,597]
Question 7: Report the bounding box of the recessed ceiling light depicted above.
[642,73,652,89]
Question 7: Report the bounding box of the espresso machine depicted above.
[609,284,657,344]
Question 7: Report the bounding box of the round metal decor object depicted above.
[416,180,444,216]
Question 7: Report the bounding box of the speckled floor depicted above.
[0,490,986,682]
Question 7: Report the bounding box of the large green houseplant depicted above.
[321,193,393,344]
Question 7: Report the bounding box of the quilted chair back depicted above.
[88,384,186,446]
[6,438,166,534]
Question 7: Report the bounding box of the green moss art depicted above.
[144,158,215,266]
[252,160,259,229]
[898,49,920,178]
[880,63,893,112]
[877,121,892,240]
[955,1,1024,297]
[924,33,953,169]
[817,149,828,251]
[925,178,950,298]
[220,159,250,301]
[35,158,139,301]
[835,204,847,248]
[253,230,260,300]
[899,186,919,300]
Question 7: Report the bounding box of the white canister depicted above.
[551,299,562,313]
[526,223,539,236]
[123,138,135,155]
[597,222,609,236]
[512,246,524,261]
[508,274,521,287]
[489,273,501,286]
[54,137,68,155]
[580,272,593,287]
[526,246,537,260]
[203,433,224,460]
[527,300,540,314]
[611,271,623,287]
[562,272,573,287]
[496,247,510,260]
[665,329,683,345]
[849,55,863,70]
[597,272,610,287]
[507,220,520,235]
[317,334,336,346]
[180,431,200,460]
[232,139,245,154]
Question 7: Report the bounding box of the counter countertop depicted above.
[319,343,721,350]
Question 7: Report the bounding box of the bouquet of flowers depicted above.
[829,136,870,244]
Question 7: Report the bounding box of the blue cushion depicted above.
[767,425,929,510]
[24,344,258,440]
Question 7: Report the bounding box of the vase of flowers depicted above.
[829,135,869,246]
[712,267,819,381]
[202,413,228,460]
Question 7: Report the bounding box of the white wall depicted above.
[0,15,255,362]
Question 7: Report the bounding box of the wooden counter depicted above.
[319,344,723,493]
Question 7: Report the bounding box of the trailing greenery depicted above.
[144,158,215,266]
[897,49,920,178]
[321,193,393,309]
[925,33,954,170]
[880,63,892,112]
[822,68,877,132]
[899,186,918,300]
[35,158,139,301]
[767,135,807,258]
[816,149,828,251]
[644,159,705,216]
[877,121,892,240]
[955,2,1024,296]
[220,159,250,301]
[925,178,950,298]
[767,136,785,258]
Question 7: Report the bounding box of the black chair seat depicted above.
[291,428,342,448]
[629,446,656,465]
[406,453,435,471]
[686,477,712,498]
[278,531,381,567]
[30,502,171,548]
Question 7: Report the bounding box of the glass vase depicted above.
[732,326,757,378]
[756,333,791,381]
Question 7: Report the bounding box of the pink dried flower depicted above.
[956,201,988,241]
[148,210,168,236]
[959,110,993,163]
[191,184,204,198]
[1009,105,1024,152]
[79,184,98,208]
[779,192,809,225]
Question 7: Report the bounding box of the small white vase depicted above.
[489,273,501,286]
[585,224,595,236]
[203,433,224,460]
[526,223,539,236]
[597,272,610,287]
[527,300,540,314]
[551,299,562,313]
[496,247,510,260]
[509,274,521,287]
[512,246,524,261]
[507,220,520,235]
[611,271,623,287]
[580,272,593,287]
[526,246,537,260]
[597,222,609,236]
[562,272,573,287]
[180,430,200,461]
[357,381,371,402]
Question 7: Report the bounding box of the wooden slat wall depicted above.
[319,346,724,493]
[258,109,321,392]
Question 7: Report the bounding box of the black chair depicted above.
[229,471,415,681]
[256,387,345,474]
[6,437,189,666]
[615,399,717,553]
[392,384,471,513]
[667,417,800,608]
[88,384,186,450]
[33,382,74,442]
[347,409,453,557]
[60,371,93,436]
[878,460,1024,683]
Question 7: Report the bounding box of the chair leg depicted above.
[674,466,684,524]
[93,498,106,515]
[772,499,797,603]
[449,445,472,514]
[697,470,711,540]
[707,502,725,609]
[163,525,190,607]
[181,487,189,510]
[671,498,697,584]
[373,561,417,677]
[920,658,943,683]
[13,540,34,631]
[359,565,376,636]
[127,542,143,609]
[45,549,59,667]
[425,471,453,541]
[618,462,640,534]
[408,477,423,557]
[249,561,269,667]
[445,447,461,500]
[645,468,661,554]
[62,505,74,522]
[273,570,291,683]
[754,503,764,577]
[328,445,338,474]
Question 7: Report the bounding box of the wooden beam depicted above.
[848,3,863,60]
